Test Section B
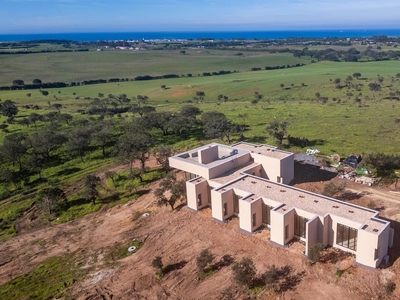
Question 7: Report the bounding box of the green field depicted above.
[1,51,400,242]
[0,49,311,86]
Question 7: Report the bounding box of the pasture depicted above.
[0,50,400,242]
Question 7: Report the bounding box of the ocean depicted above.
[1,29,400,42]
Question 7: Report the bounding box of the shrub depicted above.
[196,249,214,272]
[322,182,345,197]
[263,264,279,287]
[385,280,396,294]
[152,256,163,271]
[232,257,256,288]
[308,243,324,264]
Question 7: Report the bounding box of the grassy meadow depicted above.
[0,49,311,86]
[1,50,400,242]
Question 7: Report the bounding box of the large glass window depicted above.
[262,204,272,225]
[294,214,308,238]
[336,224,357,251]
[185,172,197,181]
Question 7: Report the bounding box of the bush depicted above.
[322,182,345,197]
[385,280,396,294]
[152,256,163,271]
[196,249,214,272]
[308,243,324,264]
[263,264,279,287]
[231,257,256,288]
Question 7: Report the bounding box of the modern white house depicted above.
[169,142,394,268]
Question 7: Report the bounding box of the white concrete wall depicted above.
[306,216,319,256]
[169,158,210,178]
[250,153,282,183]
[186,180,198,211]
[239,200,252,233]
[356,229,378,268]
[284,209,295,244]
[211,190,224,221]
[198,145,219,164]
[239,198,263,233]
[208,153,251,179]
[280,155,295,184]
[270,209,285,245]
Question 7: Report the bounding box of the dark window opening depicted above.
[294,214,308,238]
[262,203,272,225]
[336,223,357,251]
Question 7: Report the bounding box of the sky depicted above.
[1,0,400,34]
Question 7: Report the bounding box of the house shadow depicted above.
[379,217,400,268]
[290,162,337,185]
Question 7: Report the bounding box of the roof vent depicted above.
[280,189,286,192]
[299,195,305,198]
[332,205,339,209]
[373,229,379,233]
[282,208,286,212]
[314,200,319,203]
[251,181,257,184]
[266,186,271,189]
[348,210,354,214]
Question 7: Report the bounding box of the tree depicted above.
[196,249,214,272]
[0,100,18,119]
[334,78,341,85]
[352,72,361,79]
[153,144,175,172]
[12,79,24,87]
[66,128,92,161]
[52,103,62,113]
[37,187,67,215]
[115,132,154,181]
[154,173,186,210]
[28,113,41,127]
[266,120,290,147]
[41,90,49,96]
[143,111,173,135]
[130,105,156,117]
[32,79,42,85]
[92,126,113,156]
[231,257,256,288]
[280,83,285,90]
[30,130,67,159]
[105,170,116,186]
[180,105,201,120]
[58,113,73,125]
[201,111,239,143]
[0,133,29,171]
[161,85,166,89]
[195,91,205,101]
[83,174,101,204]
[368,82,381,99]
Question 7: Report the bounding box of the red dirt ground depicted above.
[1,159,400,299]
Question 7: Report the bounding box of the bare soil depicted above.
[1,159,400,299]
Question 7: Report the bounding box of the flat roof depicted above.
[232,142,293,159]
[212,161,260,184]
[217,175,386,233]
[174,143,249,168]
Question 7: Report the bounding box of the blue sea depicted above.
[1,29,400,42]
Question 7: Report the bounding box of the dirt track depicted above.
[1,161,400,299]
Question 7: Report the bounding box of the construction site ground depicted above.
[1,159,400,299]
